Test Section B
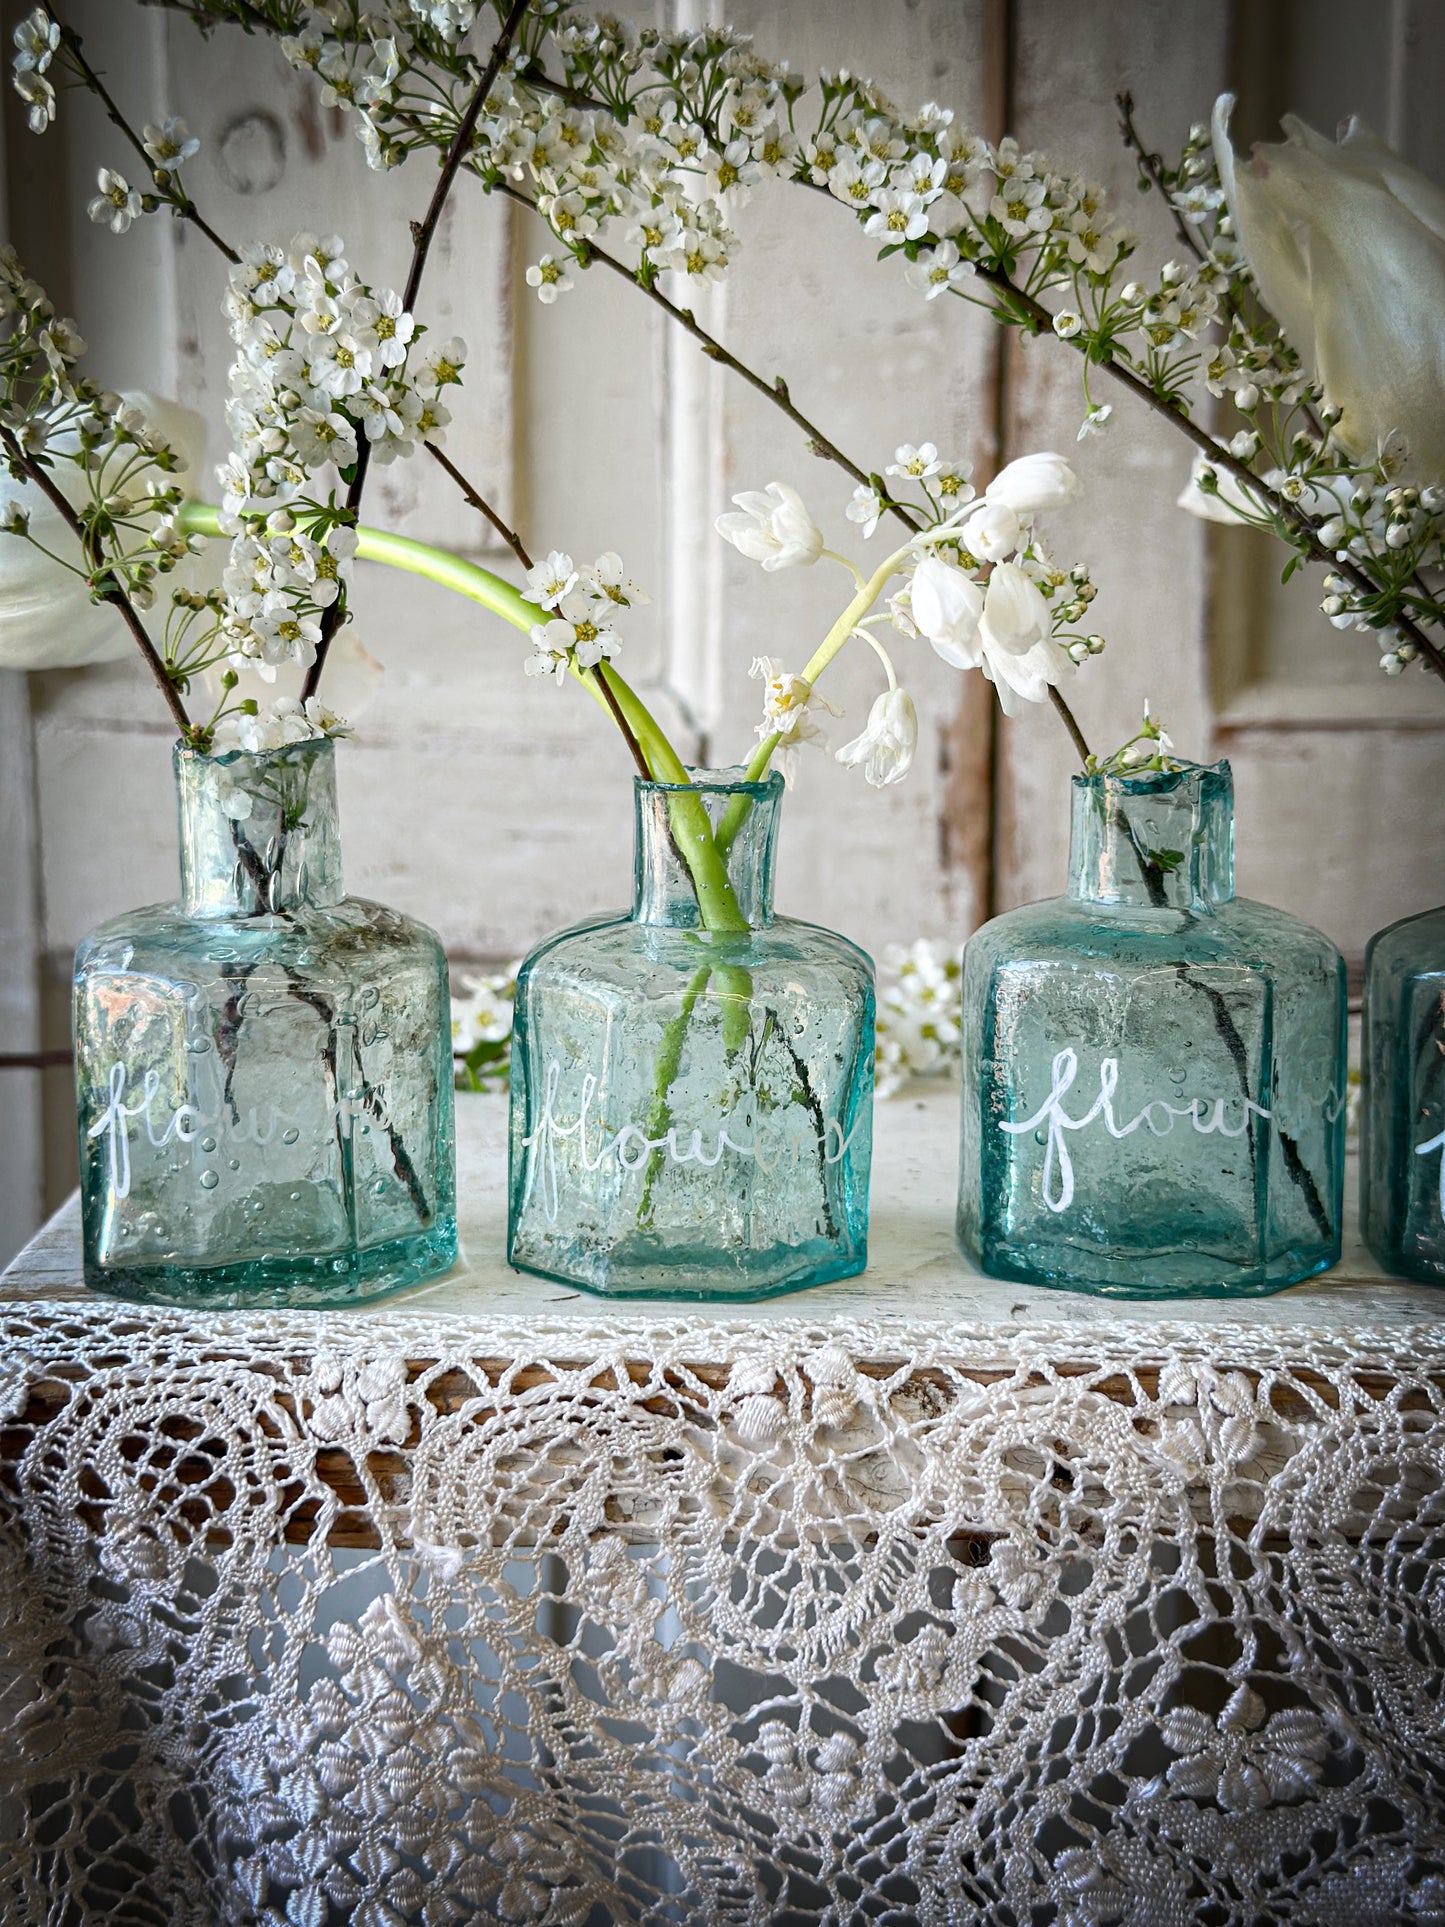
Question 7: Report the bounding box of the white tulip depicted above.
[959,499,1022,563]
[0,390,206,670]
[909,553,985,666]
[835,685,917,787]
[1212,93,1445,480]
[715,481,823,570]
[985,451,1082,515]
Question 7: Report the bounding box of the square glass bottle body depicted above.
[1361,905,1445,1283]
[508,772,874,1298]
[957,764,1347,1297]
[73,740,457,1307]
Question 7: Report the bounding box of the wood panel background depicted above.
[1,0,1441,1264]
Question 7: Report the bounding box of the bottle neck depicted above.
[1067,763,1235,911]
[632,770,782,928]
[176,738,344,917]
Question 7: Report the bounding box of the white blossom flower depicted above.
[351,287,414,368]
[526,550,579,610]
[289,406,358,470]
[304,327,375,398]
[933,461,976,511]
[827,152,887,209]
[991,175,1051,239]
[887,442,942,482]
[14,67,55,133]
[11,9,57,75]
[529,607,618,675]
[664,228,729,283]
[751,124,799,178]
[1076,403,1113,440]
[835,684,917,787]
[703,138,761,209]
[846,483,884,538]
[749,654,837,786]
[88,169,144,235]
[252,595,323,669]
[904,239,974,299]
[863,187,933,243]
[581,551,650,609]
[142,118,199,168]
[716,482,823,570]
[414,334,466,387]
[525,254,575,304]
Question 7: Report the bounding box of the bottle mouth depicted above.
[634,764,785,800]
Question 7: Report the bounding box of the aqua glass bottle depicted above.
[957,761,1347,1297]
[73,738,456,1306]
[1361,904,1445,1283]
[508,769,874,1297]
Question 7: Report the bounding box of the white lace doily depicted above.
[3,1093,1444,1924]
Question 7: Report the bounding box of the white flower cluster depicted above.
[874,941,963,1098]
[749,655,840,786]
[523,546,648,682]
[84,118,202,238]
[0,248,198,614]
[129,7,1442,679]
[10,7,58,134]
[1090,703,1178,777]
[216,232,465,678]
[452,960,521,1092]
[211,694,351,754]
[718,448,1102,789]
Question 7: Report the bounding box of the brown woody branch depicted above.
[425,443,533,570]
[44,5,239,263]
[1,429,196,739]
[302,0,533,701]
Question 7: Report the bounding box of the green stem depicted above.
[717,539,916,859]
[637,962,712,1229]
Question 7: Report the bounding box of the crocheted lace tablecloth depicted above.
[3,1088,1444,1925]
